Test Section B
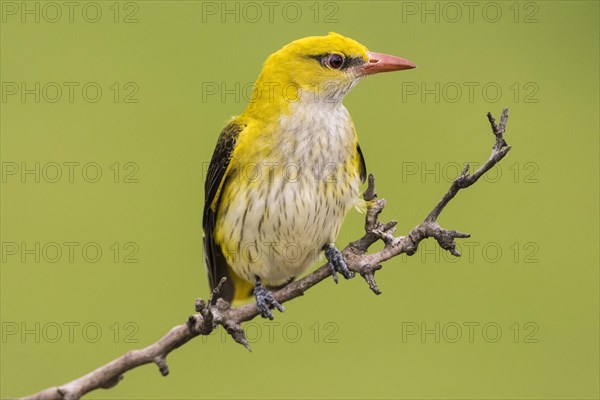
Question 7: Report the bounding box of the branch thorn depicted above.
[154,356,169,376]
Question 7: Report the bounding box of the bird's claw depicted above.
[254,277,285,320]
[324,243,355,284]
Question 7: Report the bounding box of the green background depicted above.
[1,1,598,398]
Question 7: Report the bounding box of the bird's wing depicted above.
[357,143,367,183]
[203,120,245,301]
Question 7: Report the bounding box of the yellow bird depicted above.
[203,32,415,319]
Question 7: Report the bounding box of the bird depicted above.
[203,32,415,319]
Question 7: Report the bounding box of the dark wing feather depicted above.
[203,121,245,301]
[356,143,367,183]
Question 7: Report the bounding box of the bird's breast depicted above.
[215,101,362,285]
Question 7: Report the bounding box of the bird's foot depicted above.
[254,276,285,320]
[324,243,355,284]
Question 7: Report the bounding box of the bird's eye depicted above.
[325,53,345,70]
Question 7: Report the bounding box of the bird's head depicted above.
[247,32,415,114]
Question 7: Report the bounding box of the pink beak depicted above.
[359,51,416,75]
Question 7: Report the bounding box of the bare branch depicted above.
[425,108,511,223]
[19,110,511,400]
